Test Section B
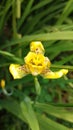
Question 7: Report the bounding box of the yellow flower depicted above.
[9,41,68,79]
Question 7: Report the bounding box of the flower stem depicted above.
[16,0,21,18]
[34,77,41,96]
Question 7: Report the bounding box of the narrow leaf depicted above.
[20,97,39,130]
[36,102,73,123]
[37,113,69,130]
[1,31,73,49]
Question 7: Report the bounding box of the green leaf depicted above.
[37,113,69,130]
[0,97,39,130]
[31,0,52,12]
[35,102,73,123]
[0,50,23,64]
[0,0,12,32]
[51,64,73,70]
[56,0,73,25]
[20,97,39,130]
[18,0,34,29]
[1,31,73,49]
[0,98,26,122]
[46,41,73,52]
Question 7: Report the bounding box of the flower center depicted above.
[25,52,44,67]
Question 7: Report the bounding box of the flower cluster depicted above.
[9,41,68,79]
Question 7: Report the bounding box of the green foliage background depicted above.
[0,0,73,130]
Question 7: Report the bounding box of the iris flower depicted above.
[9,41,68,79]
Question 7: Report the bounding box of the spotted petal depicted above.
[41,69,68,79]
[9,64,29,79]
[30,41,45,54]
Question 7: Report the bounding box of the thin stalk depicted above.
[12,0,17,38]
[16,0,21,18]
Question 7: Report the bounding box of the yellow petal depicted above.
[44,57,51,68]
[30,41,45,54]
[28,64,44,76]
[42,69,68,79]
[9,64,29,79]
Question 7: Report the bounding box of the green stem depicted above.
[16,0,21,18]
[34,77,41,96]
